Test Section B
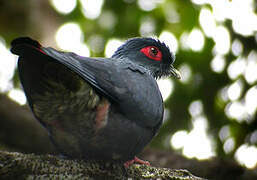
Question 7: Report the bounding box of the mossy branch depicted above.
[0,150,206,180]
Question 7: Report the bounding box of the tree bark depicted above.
[0,150,205,180]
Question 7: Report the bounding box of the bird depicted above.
[10,37,180,167]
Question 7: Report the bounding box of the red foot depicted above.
[124,156,150,168]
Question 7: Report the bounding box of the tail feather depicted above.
[11,37,42,55]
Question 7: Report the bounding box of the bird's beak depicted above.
[170,66,181,79]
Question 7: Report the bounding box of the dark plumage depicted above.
[10,37,180,165]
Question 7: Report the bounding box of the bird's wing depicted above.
[11,37,163,128]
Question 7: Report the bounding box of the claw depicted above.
[124,156,150,168]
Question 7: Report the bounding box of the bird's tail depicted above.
[11,37,45,56]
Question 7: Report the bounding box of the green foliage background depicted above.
[0,0,257,165]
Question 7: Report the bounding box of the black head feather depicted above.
[112,37,180,79]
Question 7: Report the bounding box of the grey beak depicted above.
[171,66,181,79]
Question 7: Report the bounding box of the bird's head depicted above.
[112,37,180,79]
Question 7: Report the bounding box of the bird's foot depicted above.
[124,156,150,168]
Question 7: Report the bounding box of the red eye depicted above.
[140,46,162,61]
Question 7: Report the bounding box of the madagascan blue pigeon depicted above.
[11,37,180,167]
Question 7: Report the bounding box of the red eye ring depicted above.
[140,46,162,61]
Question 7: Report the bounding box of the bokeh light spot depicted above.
[50,0,76,14]
[171,130,188,149]
[245,86,257,116]
[231,39,243,57]
[8,89,26,105]
[219,125,230,142]
[88,35,105,53]
[210,55,225,73]
[139,17,156,36]
[235,144,257,169]
[188,100,203,117]
[244,51,257,84]
[218,86,229,102]
[199,7,216,37]
[157,79,174,101]
[159,31,178,53]
[227,57,246,80]
[56,23,83,49]
[105,39,123,58]
[213,26,230,55]
[137,0,163,11]
[163,3,180,23]
[178,63,192,83]
[250,130,257,144]
[225,101,247,122]
[187,28,205,52]
[55,22,90,57]
[183,116,215,160]
[80,0,104,19]
[172,116,215,160]
[223,137,235,154]
[0,38,16,92]
[98,11,117,30]
[227,79,243,101]
[191,0,207,5]
[231,4,257,36]
[163,109,170,123]
[194,0,257,36]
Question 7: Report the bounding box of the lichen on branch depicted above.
[0,151,206,180]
